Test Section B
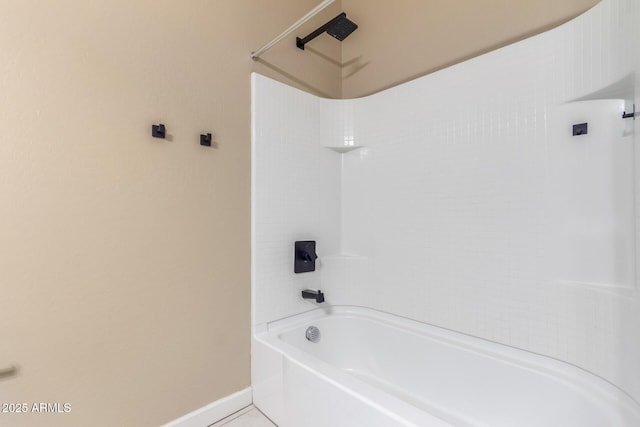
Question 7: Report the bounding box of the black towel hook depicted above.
[200,133,213,147]
[152,124,166,138]
[622,104,636,120]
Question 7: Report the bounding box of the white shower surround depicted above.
[252,0,640,412]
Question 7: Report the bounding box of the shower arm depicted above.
[296,13,345,50]
[251,0,335,61]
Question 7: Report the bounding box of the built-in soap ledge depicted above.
[324,146,362,153]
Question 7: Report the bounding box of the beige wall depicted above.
[0,0,604,426]
[0,1,339,427]
[341,0,601,98]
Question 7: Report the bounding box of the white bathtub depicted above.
[252,306,640,427]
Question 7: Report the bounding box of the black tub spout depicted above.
[301,289,325,303]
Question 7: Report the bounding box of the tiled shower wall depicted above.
[252,0,640,402]
[251,75,342,328]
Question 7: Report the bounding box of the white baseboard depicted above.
[162,387,252,427]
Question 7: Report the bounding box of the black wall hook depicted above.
[200,133,213,147]
[573,122,588,136]
[622,104,636,120]
[152,124,166,139]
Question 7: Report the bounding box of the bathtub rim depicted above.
[255,304,640,426]
[254,308,455,426]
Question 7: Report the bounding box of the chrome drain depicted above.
[305,326,321,343]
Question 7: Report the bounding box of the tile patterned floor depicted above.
[210,405,276,427]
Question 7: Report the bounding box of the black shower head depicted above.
[296,13,358,50]
[326,14,358,41]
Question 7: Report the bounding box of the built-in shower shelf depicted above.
[325,145,362,153]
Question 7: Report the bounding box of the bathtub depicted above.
[251,306,640,427]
